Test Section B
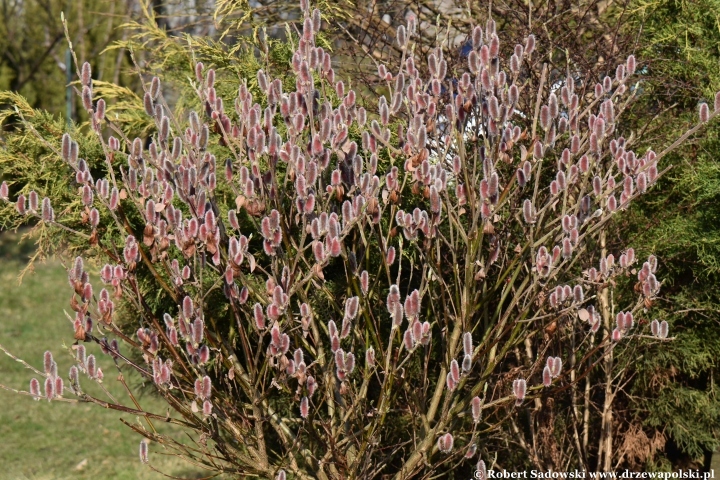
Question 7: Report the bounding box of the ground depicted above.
[0,231,206,479]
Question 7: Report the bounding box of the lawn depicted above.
[0,231,207,479]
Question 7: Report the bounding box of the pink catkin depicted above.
[471,396,482,422]
[16,194,26,214]
[360,270,369,295]
[462,354,472,372]
[552,357,562,377]
[192,318,204,345]
[386,246,396,265]
[182,296,193,319]
[201,375,212,399]
[43,351,54,375]
[463,332,473,356]
[81,62,92,86]
[365,347,376,368]
[28,191,38,211]
[450,359,460,383]
[198,345,210,364]
[525,34,536,55]
[540,106,551,131]
[543,366,552,387]
[573,285,584,303]
[607,195,617,212]
[700,103,710,123]
[345,352,355,373]
[44,377,54,401]
[403,329,414,350]
[139,441,149,464]
[523,199,535,223]
[651,319,660,336]
[300,396,310,418]
[54,376,64,396]
[626,55,636,75]
[438,433,454,453]
[86,355,97,378]
[30,378,40,398]
[513,378,526,405]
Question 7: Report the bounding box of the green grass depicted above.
[0,231,207,479]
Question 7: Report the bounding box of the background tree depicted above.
[0,0,136,119]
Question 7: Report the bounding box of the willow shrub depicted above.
[0,1,717,477]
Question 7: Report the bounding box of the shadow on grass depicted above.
[0,227,37,263]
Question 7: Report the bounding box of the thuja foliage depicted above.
[616,0,720,463]
[0,1,718,477]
